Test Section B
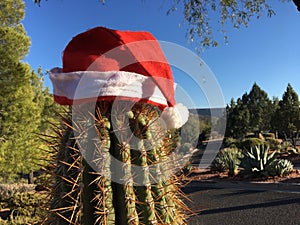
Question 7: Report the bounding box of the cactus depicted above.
[45,101,189,225]
[239,144,276,178]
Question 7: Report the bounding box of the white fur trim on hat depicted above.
[160,103,189,129]
[49,69,169,106]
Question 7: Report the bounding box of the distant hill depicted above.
[189,108,226,118]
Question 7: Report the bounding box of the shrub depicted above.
[223,137,239,149]
[0,184,35,202]
[265,138,281,151]
[176,143,197,176]
[239,138,265,150]
[210,148,242,176]
[239,144,276,178]
[267,159,293,176]
[0,184,48,224]
[278,141,293,153]
[263,133,275,139]
[7,192,48,220]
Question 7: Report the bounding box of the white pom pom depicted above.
[160,103,189,129]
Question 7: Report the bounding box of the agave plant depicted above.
[239,144,276,178]
[210,148,242,177]
[45,101,189,225]
[267,159,294,176]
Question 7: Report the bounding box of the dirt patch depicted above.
[186,168,300,184]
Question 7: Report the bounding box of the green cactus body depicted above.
[47,101,188,225]
[48,117,82,225]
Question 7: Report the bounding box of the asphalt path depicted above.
[183,186,300,225]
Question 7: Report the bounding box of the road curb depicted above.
[186,180,300,192]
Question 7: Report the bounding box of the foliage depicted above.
[226,98,250,138]
[271,84,300,143]
[226,83,300,141]
[226,83,274,137]
[263,133,275,139]
[239,144,277,178]
[181,113,210,147]
[243,83,273,132]
[180,113,201,147]
[177,143,198,176]
[0,189,48,225]
[0,184,35,202]
[0,0,40,181]
[223,137,239,148]
[278,141,293,153]
[239,137,265,150]
[210,148,242,176]
[0,183,48,224]
[0,1,59,182]
[265,138,281,151]
[168,0,290,49]
[267,158,293,176]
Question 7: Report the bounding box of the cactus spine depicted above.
[46,101,188,225]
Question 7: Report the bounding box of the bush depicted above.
[265,138,281,151]
[239,138,265,150]
[0,184,48,224]
[223,137,239,149]
[263,133,275,139]
[267,159,293,176]
[210,148,243,176]
[0,184,35,202]
[278,141,293,153]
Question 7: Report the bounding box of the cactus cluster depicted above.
[45,101,189,225]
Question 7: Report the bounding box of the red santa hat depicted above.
[50,26,188,128]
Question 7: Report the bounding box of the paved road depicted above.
[183,186,300,225]
[192,140,223,168]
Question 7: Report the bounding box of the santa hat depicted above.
[49,26,189,128]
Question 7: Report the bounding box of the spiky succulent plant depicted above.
[267,158,294,176]
[210,148,242,177]
[239,144,276,178]
[45,101,189,225]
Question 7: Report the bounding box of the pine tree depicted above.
[243,83,272,133]
[273,84,300,141]
[0,0,44,182]
[226,98,250,138]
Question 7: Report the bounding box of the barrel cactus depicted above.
[45,27,190,225]
[45,101,189,225]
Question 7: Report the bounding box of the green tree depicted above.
[0,0,45,182]
[242,83,272,133]
[35,68,63,133]
[270,96,280,137]
[226,98,250,138]
[226,83,278,138]
[272,83,300,141]
[181,113,211,146]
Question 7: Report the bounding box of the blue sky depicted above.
[23,0,300,108]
